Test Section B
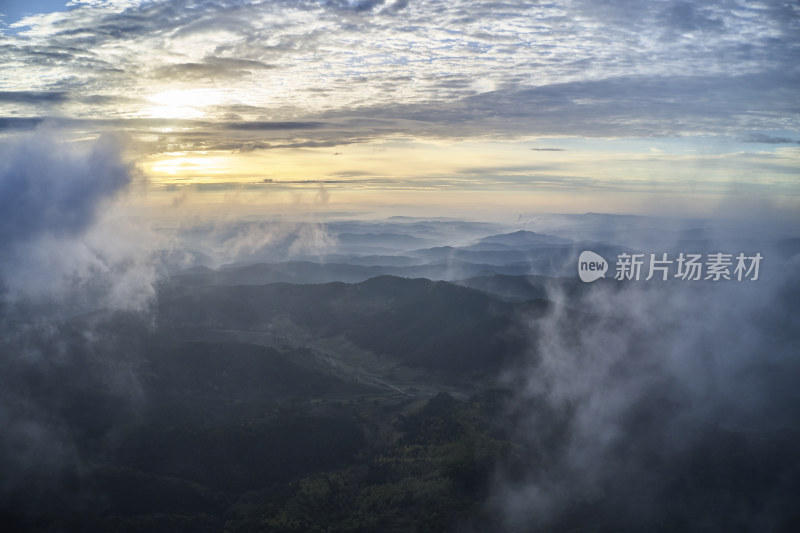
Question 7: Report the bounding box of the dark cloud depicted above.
[324,0,387,13]
[384,0,409,13]
[742,133,800,145]
[322,70,800,138]
[0,131,133,251]
[353,0,387,13]
[0,91,69,104]
[223,121,326,131]
[150,56,275,80]
[0,43,124,72]
[267,138,364,149]
[73,93,139,106]
[0,117,45,130]
[659,1,724,34]
[574,0,726,34]
[201,137,369,151]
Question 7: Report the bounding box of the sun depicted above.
[143,88,226,120]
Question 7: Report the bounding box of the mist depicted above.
[0,131,153,515]
[492,235,800,531]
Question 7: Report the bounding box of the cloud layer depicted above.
[1,0,797,146]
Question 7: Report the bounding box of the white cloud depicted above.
[0,130,160,311]
[1,0,796,129]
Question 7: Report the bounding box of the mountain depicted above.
[454,274,553,302]
[3,266,798,532]
[335,232,432,250]
[477,229,571,247]
[171,228,636,286]
[0,275,531,532]
[158,276,544,375]
[171,259,535,286]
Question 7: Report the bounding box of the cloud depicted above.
[493,238,800,531]
[0,91,70,104]
[742,133,800,145]
[27,66,789,153]
[0,117,45,130]
[0,131,132,250]
[150,56,276,80]
[658,1,725,36]
[1,0,796,143]
[0,129,161,311]
[325,70,800,138]
[326,0,387,13]
[171,217,337,268]
[0,126,155,505]
[223,121,326,131]
[0,0,797,208]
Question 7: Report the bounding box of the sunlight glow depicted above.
[143,88,227,119]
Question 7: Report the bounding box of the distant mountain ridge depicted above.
[172,229,633,284]
[477,229,572,247]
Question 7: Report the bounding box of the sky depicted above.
[1,0,799,221]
